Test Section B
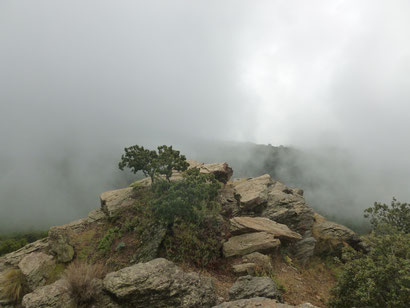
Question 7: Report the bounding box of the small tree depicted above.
[118,145,189,183]
[157,145,189,181]
[330,199,410,307]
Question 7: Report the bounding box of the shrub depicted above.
[162,218,226,268]
[63,260,105,305]
[151,168,221,225]
[98,227,121,253]
[330,199,410,308]
[0,268,26,304]
[364,197,410,234]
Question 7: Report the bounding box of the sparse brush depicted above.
[0,268,26,304]
[63,260,106,305]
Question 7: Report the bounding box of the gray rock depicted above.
[312,213,365,256]
[232,263,256,276]
[223,232,280,258]
[228,276,283,302]
[230,217,302,241]
[232,175,273,211]
[292,232,316,264]
[18,252,55,290]
[213,298,318,308]
[48,226,75,263]
[132,223,167,263]
[100,187,135,217]
[103,258,217,308]
[0,239,48,273]
[22,279,75,308]
[242,252,273,272]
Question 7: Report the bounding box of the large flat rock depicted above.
[18,252,55,290]
[232,175,273,211]
[223,232,280,258]
[100,187,135,216]
[230,217,302,241]
[213,298,318,308]
[103,258,216,308]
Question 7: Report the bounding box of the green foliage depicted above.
[330,200,410,308]
[98,227,121,253]
[0,231,48,257]
[151,168,221,225]
[364,197,410,234]
[118,144,189,183]
[0,268,26,304]
[162,217,225,268]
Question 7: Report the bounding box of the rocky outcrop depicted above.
[228,275,283,302]
[18,252,55,290]
[223,232,280,258]
[292,232,316,264]
[0,240,49,281]
[103,258,217,308]
[232,175,272,211]
[48,226,75,263]
[230,217,302,241]
[232,263,257,276]
[312,213,365,256]
[22,279,75,308]
[262,181,315,235]
[100,187,135,217]
[214,298,318,308]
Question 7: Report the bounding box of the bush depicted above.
[151,168,221,225]
[63,260,105,305]
[330,199,410,307]
[162,216,226,268]
[0,268,26,304]
[364,197,410,233]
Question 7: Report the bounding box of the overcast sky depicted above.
[1,1,410,230]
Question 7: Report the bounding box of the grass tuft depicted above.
[0,268,26,304]
[63,260,106,305]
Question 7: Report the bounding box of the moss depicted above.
[45,263,66,285]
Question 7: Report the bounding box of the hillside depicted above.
[0,161,366,308]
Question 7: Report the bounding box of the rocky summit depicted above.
[0,161,365,308]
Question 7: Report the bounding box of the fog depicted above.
[1,1,410,232]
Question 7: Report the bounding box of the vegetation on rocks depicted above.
[0,268,26,304]
[330,199,410,308]
[63,260,106,306]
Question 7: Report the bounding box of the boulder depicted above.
[232,175,273,211]
[217,185,241,217]
[100,187,135,217]
[262,180,315,234]
[48,226,75,263]
[22,279,75,308]
[232,263,256,276]
[223,232,280,258]
[292,232,316,264]
[242,252,273,272]
[18,252,55,290]
[199,162,233,183]
[213,297,318,308]
[87,279,121,308]
[230,217,302,241]
[228,275,283,302]
[103,258,217,307]
[312,214,365,256]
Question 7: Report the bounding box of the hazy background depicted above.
[1,0,410,232]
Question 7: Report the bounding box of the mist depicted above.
[1,1,410,232]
